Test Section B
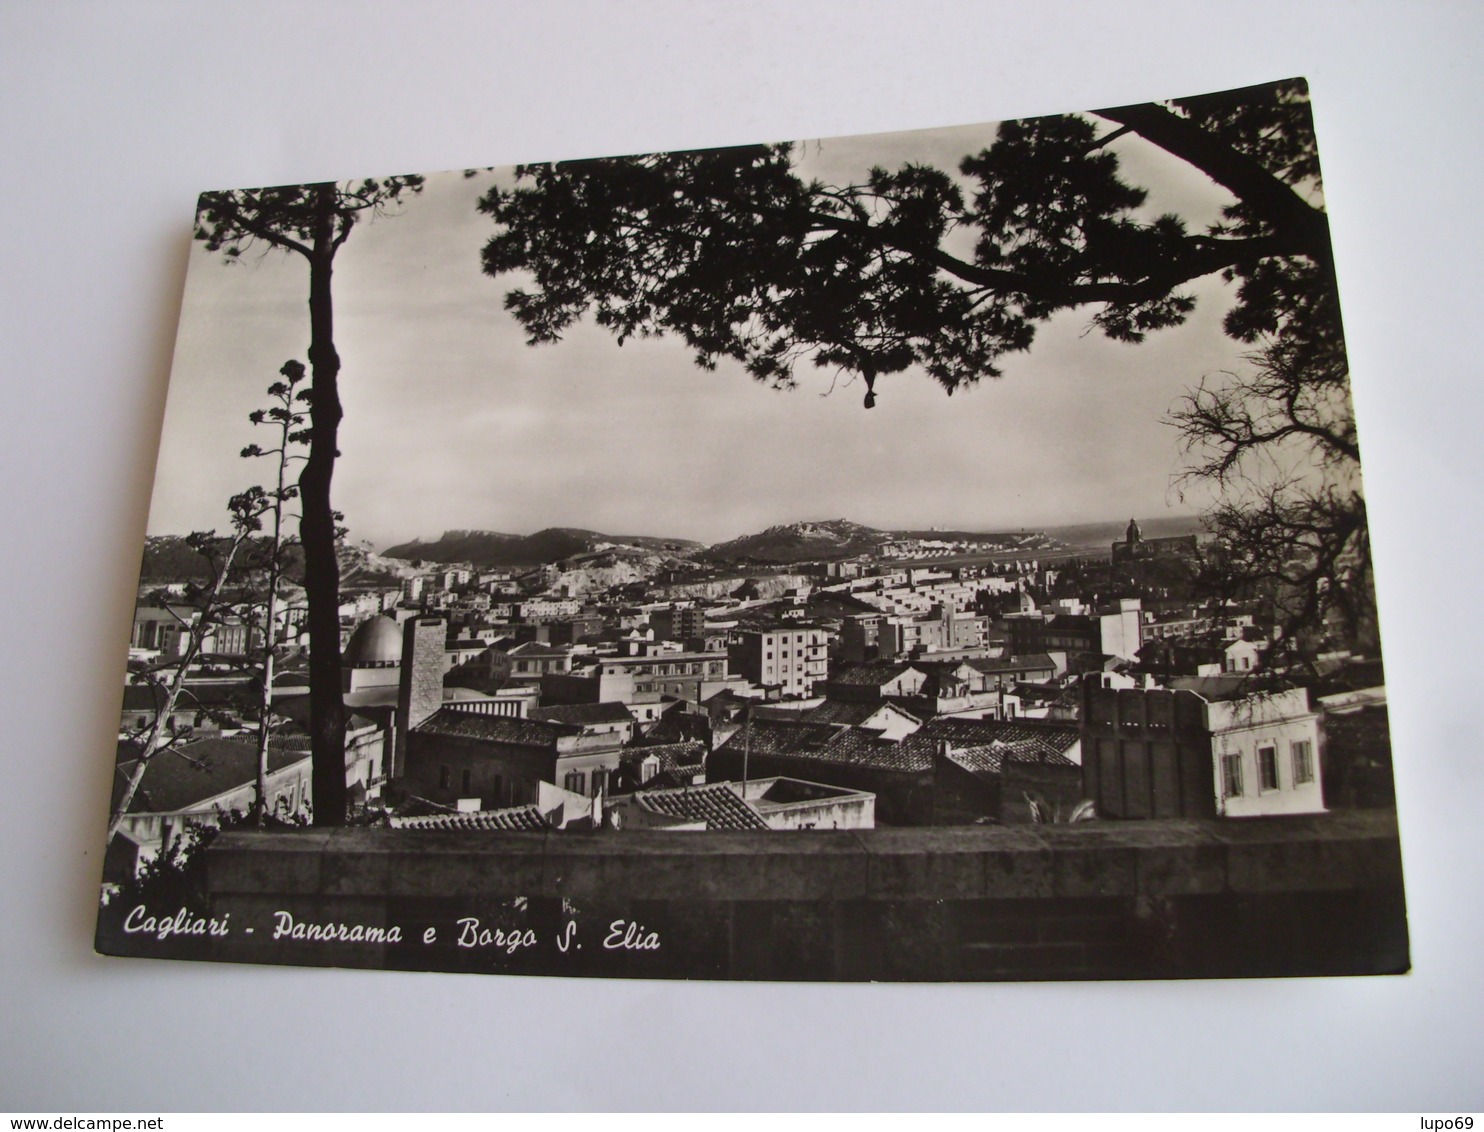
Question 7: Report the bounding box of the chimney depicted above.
[393,616,446,778]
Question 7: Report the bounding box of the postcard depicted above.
[95,78,1407,981]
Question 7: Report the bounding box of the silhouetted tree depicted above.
[110,489,272,844]
[238,360,311,823]
[1170,330,1371,667]
[195,178,423,825]
[480,79,1368,661]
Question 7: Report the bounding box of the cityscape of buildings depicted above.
[106,513,1392,884]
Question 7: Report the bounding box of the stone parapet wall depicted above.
[95,810,1408,982]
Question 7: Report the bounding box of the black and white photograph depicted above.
[13,0,1484,1114]
[91,77,1407,983]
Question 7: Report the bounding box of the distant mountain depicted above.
[381,518,1058,571]
[697,519,890,564]
[698,518,1056,565]
[337,542,413,587]
[381,528,705,568]
[138,534,308,585]
[139,535,400,588]
[893,527,1053,545]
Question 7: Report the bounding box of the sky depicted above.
[148,112,1261,551]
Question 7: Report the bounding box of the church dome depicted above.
[342,615,402,668]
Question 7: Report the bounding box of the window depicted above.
[565,770,585,794]
[1221,753,1243,799]
[438,765,451,790]
[1292,739,1314,785]
[1258,745,1279,791]
[460,768,473,795]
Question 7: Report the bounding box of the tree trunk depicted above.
[301,184,348,827]
[254,554,280,825]
[254,614,275,825]
[254,387,291,826]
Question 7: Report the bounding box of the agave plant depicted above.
[1024,792,1097,824]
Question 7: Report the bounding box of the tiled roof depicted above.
[112,738,309,814]
[829,663,920,687]
[412,706,579,748]
[530,701,633,726]
[945,740,1076,780]
[822,728,930,771]
[919,715,1079,758]
[637,766,705,790]
[964,653,1057,674]
[638,711,713,746]
[616,742,707,792]
[944,745,1009,777]
[634,783,769,831]
[716,714,1080,777]
[262,729,312,752]
[388,805,549,832]
[619,740,706,770]
[802,700,886,726]
[717,718,842,758]
[716,718,930,773]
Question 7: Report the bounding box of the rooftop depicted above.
[802,700,916,727]
[964,653,1057,674]
[619,740,706,773]
[530,701,634,727]
[342,616,402,668]
[388,805,549,832]
[412,707,580,748]
[112,738,309,814]
[121,679,255,712]
[945,741,1078,782]
[715,715,1079,775]
[598,652,719,668]
[633,783,770,831]
[919,716,1080,759]
[1169,674,1295,702]
[828,663,922,687]
[507,642,571,658]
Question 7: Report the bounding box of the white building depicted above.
[1081,674,1326,819]
[1176,679,1325,817]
